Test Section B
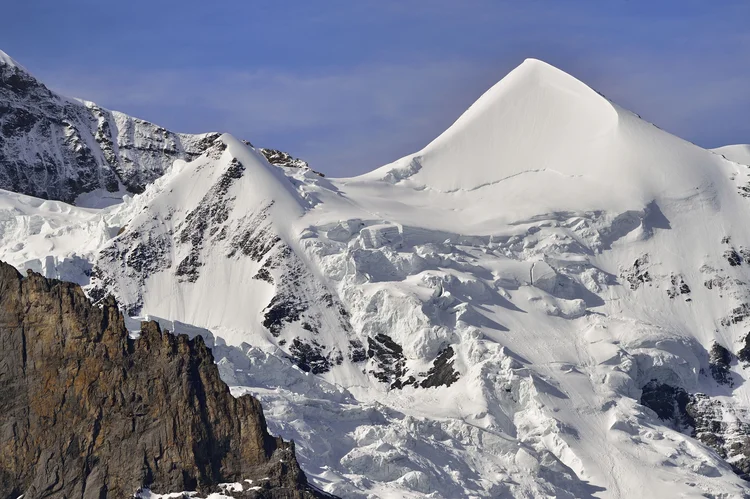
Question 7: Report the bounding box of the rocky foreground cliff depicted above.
[0,261,327,499]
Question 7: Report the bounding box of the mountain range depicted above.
[2,49,750,498]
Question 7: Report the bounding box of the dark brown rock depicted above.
[0,262,329,499]
[709,342,733,386]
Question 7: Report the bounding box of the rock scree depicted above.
[0,261,330,499]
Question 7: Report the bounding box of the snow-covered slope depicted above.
[715,144,750,167]
[89,134,359,372]
[3,55,750,498]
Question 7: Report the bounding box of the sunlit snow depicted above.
[3,56,750,498]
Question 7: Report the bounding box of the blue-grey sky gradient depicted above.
[3,1,749,176]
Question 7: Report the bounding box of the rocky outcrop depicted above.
[639,380,694,430]
[709,342,733,385]
[640,378,750,481]
[258,148,324,177]
[725,249,744,267]
[620,255,652,290]
[259,149,309,170]
[420,346,460,388]
[687,394,750,480]
[0,261,328,498]
[738,332,750,363]
[367,333,414,389]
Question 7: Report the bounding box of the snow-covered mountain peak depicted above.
[363,57,617,192]
[492,56,611,107]
[351,58,739,232]
[221,134,307,215]
[426,56,619,155]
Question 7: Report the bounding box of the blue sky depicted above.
[3,1,749,176]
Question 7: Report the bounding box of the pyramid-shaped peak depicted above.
[363,55,723,215]
[372,56,620,193]
[437,57,614,144]
[517,57,568,72]
[496,57,606,101]
[511,58,600,89]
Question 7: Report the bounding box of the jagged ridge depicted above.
[0,261,329,499]
[0,50,219,204]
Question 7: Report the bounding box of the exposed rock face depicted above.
[367,333,414,389]
[709,342,733,385]
[0,262,327,498]
[288,338,339,375]
[0,52,217,203]
[0,52,319,206]
[639,380,694,430]
[420,346,460,388]
[666,273,691,300]
[620,255,652,290]
[726,249,744,267]
[738,332,750,363]
[259,149,309,170]
[687,394,750,480]
[640,379,750,481]
[258,148,324,177]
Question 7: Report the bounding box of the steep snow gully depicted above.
[3,50,750,497]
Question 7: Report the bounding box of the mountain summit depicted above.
[371,58,620,191]
[361,57,735,229]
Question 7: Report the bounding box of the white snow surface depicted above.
[715,144,750,167]
[4,59,750,498]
